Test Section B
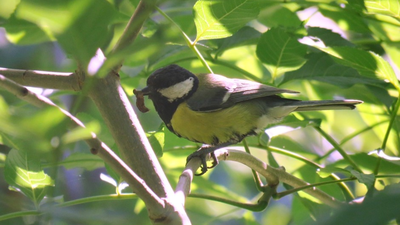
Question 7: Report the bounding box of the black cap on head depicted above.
[147,64,196,90]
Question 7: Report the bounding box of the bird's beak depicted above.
[140,86,151,96]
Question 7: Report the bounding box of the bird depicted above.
[134,64,362,175]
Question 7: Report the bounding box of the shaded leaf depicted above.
[313,183,400,225]
[61,121,100,144]
[61,152,104,171]
[215,26,261,57]
[307,27,354,47]
[193,0,259,42]
[317,167,351,178]
[319,4,370,33]
[147,127,165,157]
[256,28,307,79]
[345,166,375,190]
[347,0,366,13]
[4,149,54,204]
[3,15,52,45]
[11,0,117,65]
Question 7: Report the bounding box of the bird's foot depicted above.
[186,146,219,176]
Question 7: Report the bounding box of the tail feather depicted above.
[289,99,363,111]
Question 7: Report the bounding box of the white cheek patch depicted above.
[158,77,194,102]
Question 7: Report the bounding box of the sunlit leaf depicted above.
[258,5,302,28]
[0,0,19,19]
[4,149,54,204]
[256,28,307,79]
[193,0,259,42]
[365,0,400,20]
[283,53,387,88]
[318,46,400,90]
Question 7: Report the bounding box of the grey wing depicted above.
[186,73,298,112]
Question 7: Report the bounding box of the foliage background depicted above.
[0,0,400,224]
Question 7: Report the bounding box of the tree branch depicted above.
[0,67,81,90]
[83,0,191,223]
[0,74,165,212]
[177,148,343,209]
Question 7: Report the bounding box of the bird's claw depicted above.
[186,151,219,176]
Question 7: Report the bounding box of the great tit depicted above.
[134,64,362,175]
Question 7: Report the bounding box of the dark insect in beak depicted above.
[133,88,150,113]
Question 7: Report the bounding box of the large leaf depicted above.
[365,0,400,20]
[318,46,400,90]
[318,4,370,33]
[282,53,387,88]
[311,183,400,225]
[256,28,307,79]
[258,5,302,28]
[215,26,261,57]
[8,0,117,66]
[193,0,259,42]
[4,149,54,204]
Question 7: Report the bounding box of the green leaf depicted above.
[265,115,321,138]
[4,149,54,205]
[282,53,387,88]
[318,46,400,90]
[365,0,400,20]
[256,28,307,79]
[347,0,366,13]
[215,26,261,57]
[319,4,370,33]
[193,0,260,42]
[317,167,351,178]
[3,16,52,45]
[61,121,101,144]
[367,14,400,42]
[11,0,117,65]
[60,152,104,171]
[258,5,302,28]
[147,127,165,157]
[346,166,375,191]
[307,27,354,47]
[0,0,19,19]
[332,153,400,174]
[316,183,400,225]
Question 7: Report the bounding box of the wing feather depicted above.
[186,73,298,112]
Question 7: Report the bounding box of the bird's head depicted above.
[140,65,199,103]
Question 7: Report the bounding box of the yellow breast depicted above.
[170,101,266,145]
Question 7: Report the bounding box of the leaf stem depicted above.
[156,7,213,73]
[313,125,363,173]
[374,97,400,175]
